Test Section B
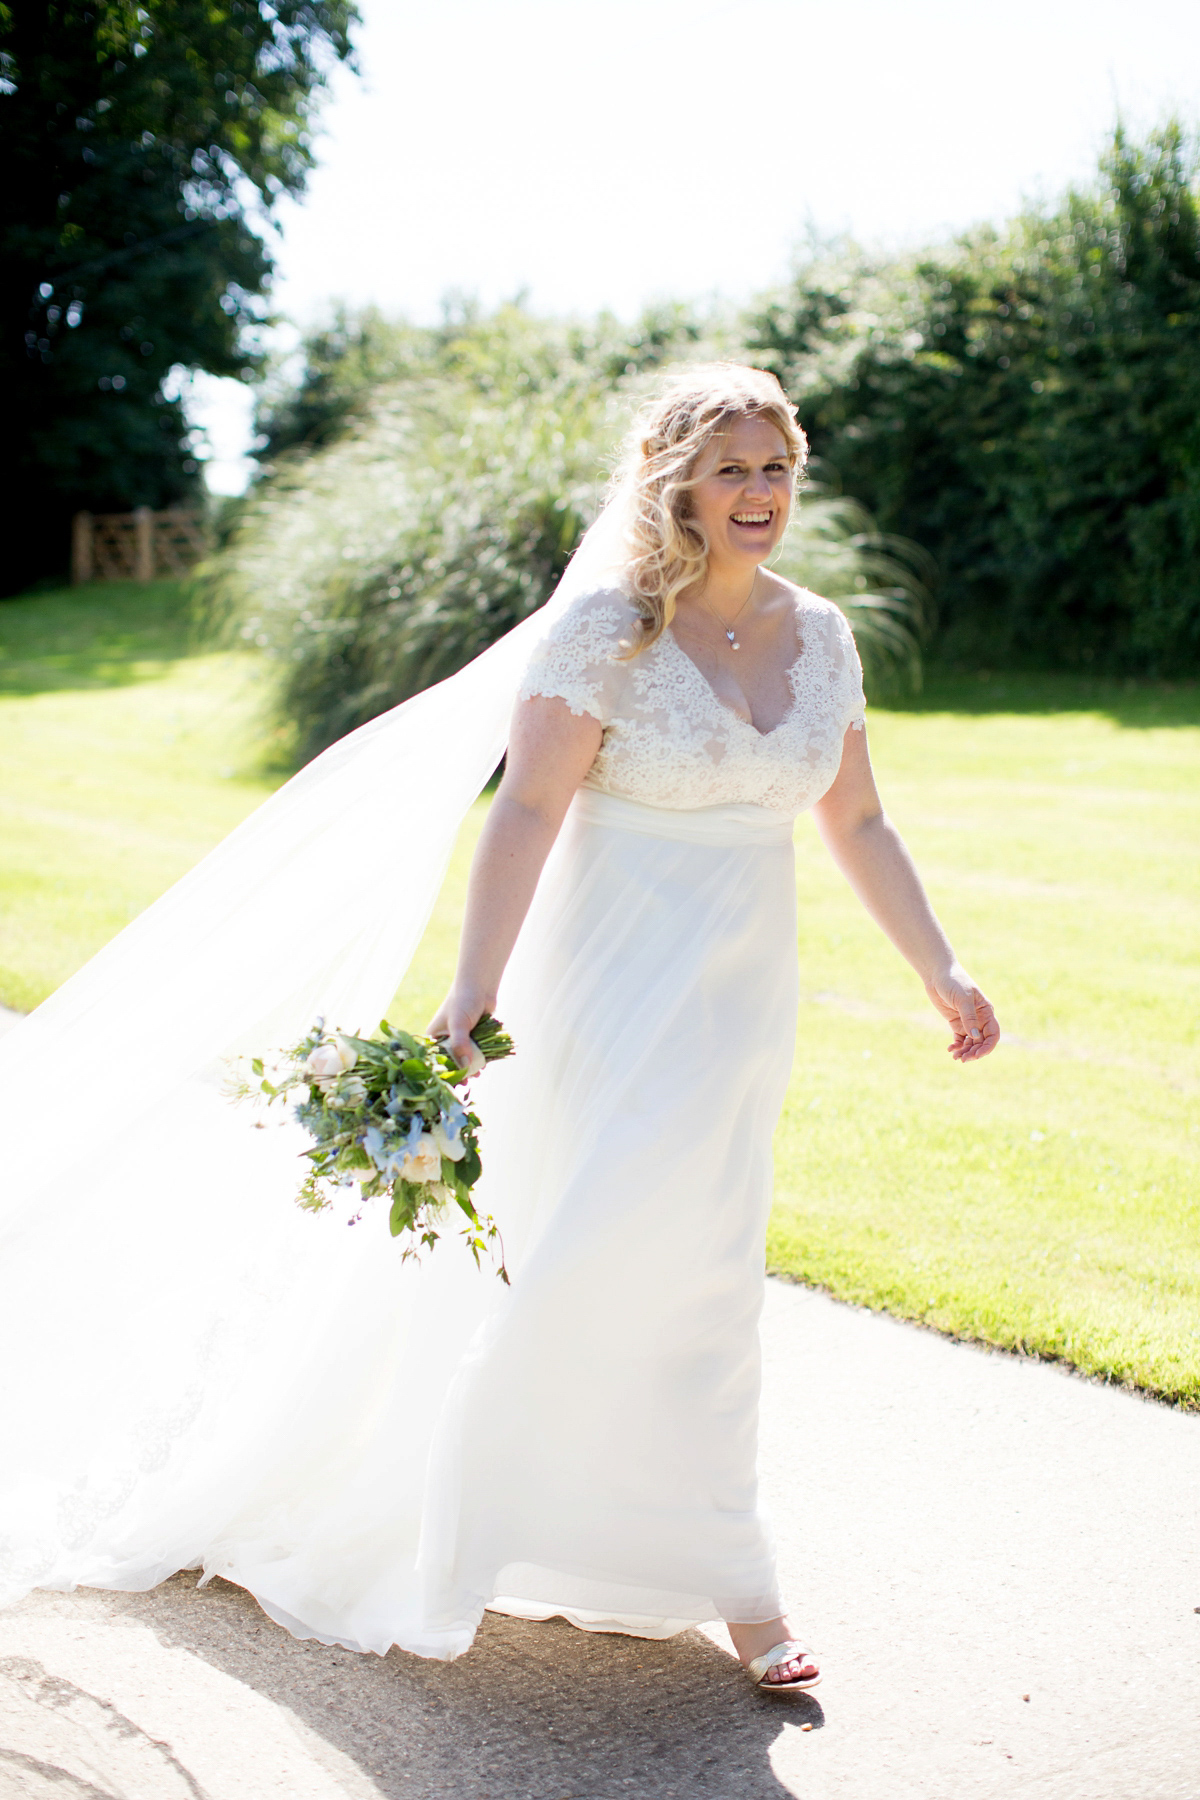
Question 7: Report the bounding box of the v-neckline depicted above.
[664,600,810,741]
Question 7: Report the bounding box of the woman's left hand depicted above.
[925,964,1000,1062]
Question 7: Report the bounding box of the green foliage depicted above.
[746,123,1200,674]
[205,299,927,756]
[775,492,933,691]
[233,1013,515,1277]
[201,303,714,760]
[255,305,431,461]
[0,0,357,591]
[254,296,712,465]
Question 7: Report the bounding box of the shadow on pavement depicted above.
[0,1650,206,1797]
[106,1572,818,1798]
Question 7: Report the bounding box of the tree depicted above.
[746,125,1200,673]
[254,296,712,467]
[0,0,357,593]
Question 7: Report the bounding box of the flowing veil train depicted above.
[0,503,628,1648]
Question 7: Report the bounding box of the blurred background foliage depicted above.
[200,305,636,760]
[7,56,1200,743]
[748,123,1200,675]
[0,0,358,594]
[199,300,931,759]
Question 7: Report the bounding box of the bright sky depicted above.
[195,0,1200,490]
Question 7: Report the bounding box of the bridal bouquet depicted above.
[232,1016,515,1279]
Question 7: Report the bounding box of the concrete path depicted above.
[2,1282,1197,1800]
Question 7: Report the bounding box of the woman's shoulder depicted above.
[535,581,644,657]
[765,574,856,652]
[552,580,642,630]
[769,578,866,727]
[519,582,639,721]
[769,574,851,628]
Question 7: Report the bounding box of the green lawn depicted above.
[4,584,1198,1403]
[0,581,279,1011]
[395,674,1200,1407]
[771,681,1200,1408]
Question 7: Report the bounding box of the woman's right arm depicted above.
[429,695,602,1068]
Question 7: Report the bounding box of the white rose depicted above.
[338,1152,376,1184]
[400,1133,442,1184]
[431,1119,466,1161]
[327,1075,368,1108]
[304,1037,358,1081]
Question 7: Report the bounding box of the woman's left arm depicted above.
[811,724,1000,1063]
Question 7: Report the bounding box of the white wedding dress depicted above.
[0,566,864,1661]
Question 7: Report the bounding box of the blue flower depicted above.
[432,1100,467,1161]
[367,1115,424,1180]
[440,1096,468,1141]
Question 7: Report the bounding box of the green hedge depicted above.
[747,124,1200,674]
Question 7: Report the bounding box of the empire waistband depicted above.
[571,786,796,847]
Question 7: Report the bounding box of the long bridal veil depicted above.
[0,501,626,1625]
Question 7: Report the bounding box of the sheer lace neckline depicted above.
[516,582,866,815]
[663,594,812,741]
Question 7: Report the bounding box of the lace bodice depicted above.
[517,584,866,815]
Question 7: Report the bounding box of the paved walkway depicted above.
[2,1281,1198,1799]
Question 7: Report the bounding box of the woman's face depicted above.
[687,415,793,576]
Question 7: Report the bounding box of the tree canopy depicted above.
[746,124,1200,673]
[0,0,357,592]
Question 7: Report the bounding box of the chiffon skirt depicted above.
[0,790,800,1660]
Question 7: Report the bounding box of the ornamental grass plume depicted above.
[196,304,929,757]
[772,490,934,692]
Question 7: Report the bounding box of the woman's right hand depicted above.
[428,989,490,1076]
[426,696,600,1078]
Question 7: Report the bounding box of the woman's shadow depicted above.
[106,1573,823,1798]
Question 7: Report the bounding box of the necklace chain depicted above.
[698,570,757,651]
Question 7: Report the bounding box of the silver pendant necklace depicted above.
[698,570,757,650]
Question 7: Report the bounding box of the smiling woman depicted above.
[668,416,807,728]
[428,364,999,1691]
[0,362,998,1706]
[619,365,807,662]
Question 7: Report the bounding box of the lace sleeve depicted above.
[829,604,867,733]
[517,587,635,726]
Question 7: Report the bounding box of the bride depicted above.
[0,364,997,1697]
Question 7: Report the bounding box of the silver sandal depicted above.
[745,1639,821,1693]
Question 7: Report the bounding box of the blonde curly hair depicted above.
[614,364,808,654]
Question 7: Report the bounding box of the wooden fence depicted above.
[71,507,210,584]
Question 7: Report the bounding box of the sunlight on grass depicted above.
[769,699,1200,1404]
[392,695,1200,1405]
[0,582,278,1011]
[2,583,1196,1401]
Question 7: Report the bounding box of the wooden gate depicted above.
[71,507,210,583]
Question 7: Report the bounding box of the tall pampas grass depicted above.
[197,314,931,763]
[773,491,934,691]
